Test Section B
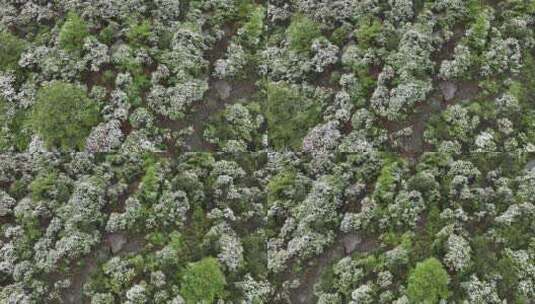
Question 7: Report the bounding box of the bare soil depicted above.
[287,233,378,304]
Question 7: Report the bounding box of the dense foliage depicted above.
[1,0,535,303]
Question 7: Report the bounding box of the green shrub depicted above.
[471,235,497,277]
[410,207,442,263]
[466,11,489,51]
[180,257,226,303]
[126,20,151,46]
[205,102,263,149]
[286,14,321,53]
[140,161,160,202]
[0,30,26,72]
[267,169,296,204]
[264,82,322,149]
[237,0,256,19]
[407,258,450,303]
[240,5,265,47]
[496,254,520,300]
[373,158,402,204]
[355,17,382,49]
[30,172,58,201]
[59,12,89,51]
[182,205,211,261]
[30,81,99,150]
[242,232,267,277]
[99,22,118,45]
[330,23,352,46]
[0,99,31,151]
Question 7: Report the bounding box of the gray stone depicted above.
[107,233,127,254]
[213,80,231,100]
[440,81,457,101]
[342,234,362,254]
[525,160,535,171]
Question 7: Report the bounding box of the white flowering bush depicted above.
[310,38,339,73]
[213,43,248,79]
[147,80,208,120]
[444,234,472,272]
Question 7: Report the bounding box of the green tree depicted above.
[286,14,321,53]
[0,29,26,72]
[30,82,99,150]
[407,258,450,303]
[180,257,226,304]
[59,12,89,51]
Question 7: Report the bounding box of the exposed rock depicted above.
[525,160,535,171]
[440,81,457,101]
[106,233,127,254]
[213,80,231,100]
[342,234,362,254]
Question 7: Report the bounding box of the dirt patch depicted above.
[60,246,110,304]
[287,233,378,304]
[384,79,481,161]
[60,177,145,303]
[153,20,259,153]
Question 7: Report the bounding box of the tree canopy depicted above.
[180,257,227,304]
[30,81,99,150]
[407,257,450,303]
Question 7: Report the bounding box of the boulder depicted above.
[107,233,127,254]
[213,80,231,100]
[440,81,457,101]
[342,234,362,254]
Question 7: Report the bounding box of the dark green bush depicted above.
[140,160,160,202]
[242,232,267,277]
[99,22,118,45]
[29,172,62,201]
[330,23,352,46]
[373,158,402,204]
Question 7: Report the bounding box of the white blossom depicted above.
[350,284,374,304]
[444,234,471,272]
